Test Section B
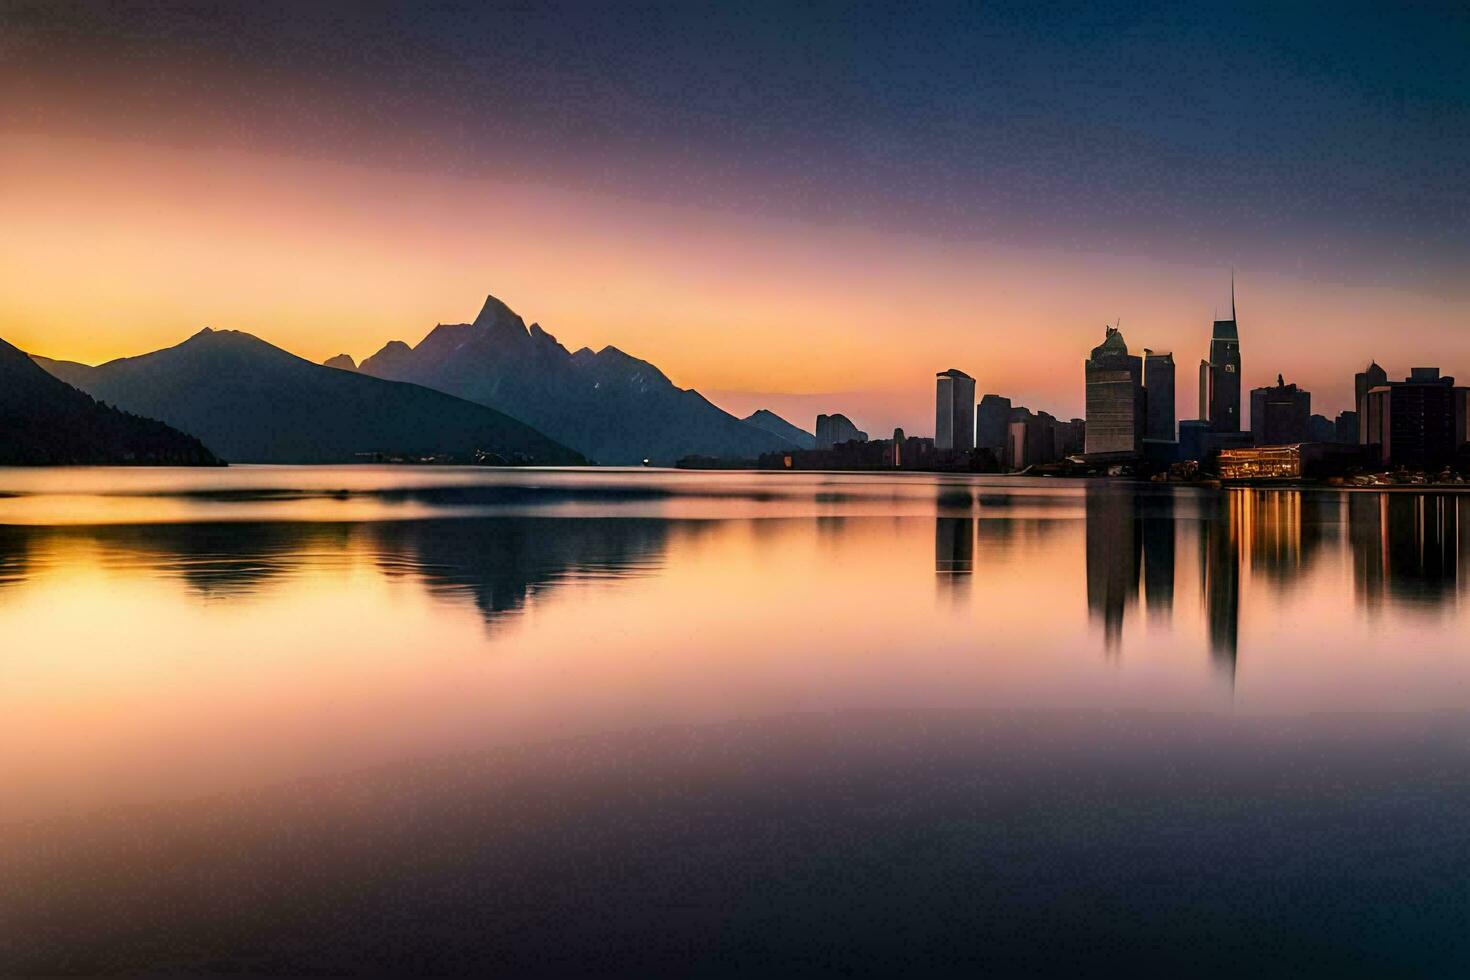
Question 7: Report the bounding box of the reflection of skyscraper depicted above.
[1348,493,1465,609]
[1140,493,1175,620]
[935,369,976,451]
[1084,327,1145,454]
[935,516,974,599]
[1232,489,1331,593]
[1085,484,1141,652]
[1200,492,1242,678]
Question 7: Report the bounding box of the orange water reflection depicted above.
[1,470,1467,830]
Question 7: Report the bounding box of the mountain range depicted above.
[356,295,798,465]
[743,409,816,450]
[35,328,586,465]
[0,336,218,465]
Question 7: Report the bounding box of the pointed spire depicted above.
[1230,269,1237,322]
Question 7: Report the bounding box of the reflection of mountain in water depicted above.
[92,523,359,599]
[370,518,672,625]
[0,526,28,595]
[0,518,676,625]
[1349,494,1469,610]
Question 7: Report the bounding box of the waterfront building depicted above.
[935,369,976,451]
[1217,443,1363,481]
[975,394,1012,460]
[1084,326,1144,455]
[1198,283,1243,432]
[1334,411,1359,444]
[1309,414,1336,443]
[1055,418,1087,457]
[1250,375,1311,446]
[1354,361,1388,443]
[1143,349,1176,442]
[1362,368,1462,469]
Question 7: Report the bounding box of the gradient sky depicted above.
[3,1,1468,434]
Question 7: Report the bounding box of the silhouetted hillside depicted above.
[35,329,585,465]
[743,409,816,450]
[0,336,219,466]
[359,294,795,465]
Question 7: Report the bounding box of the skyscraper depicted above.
[1084,326,1144,454]
[934,369,976,451]
[1143,349,1176,441]
[1199,282,1242,432]
[1354,361,1387,443]
[975,394,1012,460]
[1250,375,1311,446]
[1361,368,1461,469]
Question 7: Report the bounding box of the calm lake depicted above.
[3,467,1468,975]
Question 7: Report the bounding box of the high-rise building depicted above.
[1250,375,1311,446]
[1198,283,1242,432]
[1143,349,1176,442]
[934,369,976,451]
[814,413,868,450]
[1005,407,1062,470]
[1054,418,1087,457]
[1354,361,1388,443]
[975,394,1012,459]
[885,428,907,467]
[1308,414,1336,443]
[1362,368,1464,469]
[1084,326,1145,454]
[1334,411,1359,444]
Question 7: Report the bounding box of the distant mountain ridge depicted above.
[743,409,816,450]
[0,336,219,465]
[35,328,585,465]
[358,294,795,464]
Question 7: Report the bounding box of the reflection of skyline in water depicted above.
[1085,485,1142,653]
[4,473,1470,976]
[934,516,974,600]
[1199,492,1241,678]
[1,482,1466,649]
[1081,484,1179,655]
[1350,493,1468,610]
[1072,486,1470,671]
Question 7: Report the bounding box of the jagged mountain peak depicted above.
[474,294,529,335]
[357,291,795,464]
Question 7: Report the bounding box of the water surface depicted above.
[2,467,1467,974]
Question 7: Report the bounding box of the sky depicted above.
[2,1,1468,434]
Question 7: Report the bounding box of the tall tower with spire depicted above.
[1199,274,1243,432]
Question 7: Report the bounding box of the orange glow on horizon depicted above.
[3,134,1469,434]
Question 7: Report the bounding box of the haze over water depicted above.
[4,467,1469,974]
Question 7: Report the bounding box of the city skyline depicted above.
[5,3,1470,438]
